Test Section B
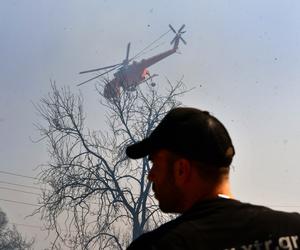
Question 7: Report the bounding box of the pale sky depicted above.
[1,1,300,248]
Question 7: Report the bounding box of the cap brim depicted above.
[126,138,152,159]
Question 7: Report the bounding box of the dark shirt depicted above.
[127,198,300,250]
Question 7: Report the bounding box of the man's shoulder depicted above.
[234,200,300,221]
[223,199,300,225]
[222,199,300,239]
[127,199,300,249]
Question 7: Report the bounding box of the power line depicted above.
[0,198,40,207]
[0,186,40,195]
[10,222,76,233]
[0,197,99,208]
[0,180,43,191]
[0,170,38,180]
[131,29,171,61]
[1,172,298,209]
[0,184,100,205]
[10,222,42,230]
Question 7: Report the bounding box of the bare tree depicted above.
[34,79,187,249]
[0,208,34,250]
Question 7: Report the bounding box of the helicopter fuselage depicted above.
[104,46,177,99]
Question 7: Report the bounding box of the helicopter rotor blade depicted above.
[79,63,121,74]
[77,74,103,86]
[170,24,187,45]
[125,42,131,63]
[178,24,185,33]
[77,65,120,86]
[169,24,177,34]
[180,37,187,45]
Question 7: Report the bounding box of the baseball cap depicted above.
[126,107,235,167]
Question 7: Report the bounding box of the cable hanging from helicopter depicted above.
[77,24,186,100]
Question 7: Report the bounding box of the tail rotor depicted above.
[169,24,187,46]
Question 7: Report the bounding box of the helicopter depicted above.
[77,24,186,99]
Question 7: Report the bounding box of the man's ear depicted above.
[173,159,192,185]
